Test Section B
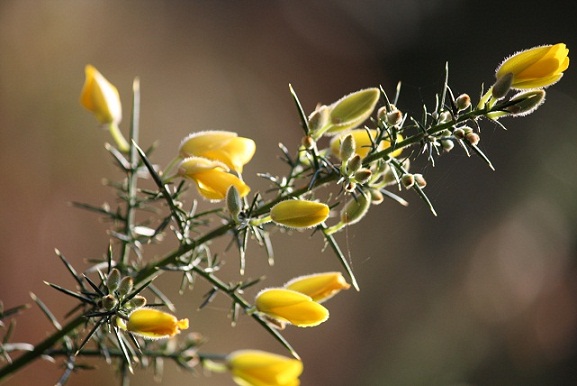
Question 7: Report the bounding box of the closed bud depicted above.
[118,276,134,297]
[101,294,118,310]
[386,109,403,126]
[301,135,316,150]
[441,139,455,152]
[505,90,546,116]
[226,185,242,221]
[346,154,362,174]
[414,173,427,189]
[492,72,513,99]
[107,268,121,293]
[465,132,480,146]
[339,134,356,162]
[453,127,465,140]
[369,189,384,205]
[354,169,372,185]
[127,295,147,309]
[455,94,471,111]
[340,193,370,225]
[270,200,330,229]
[307,105,330,133]
[401,174,415,189]
[324,88,380,135]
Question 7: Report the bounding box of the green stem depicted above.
[0,315,85,382]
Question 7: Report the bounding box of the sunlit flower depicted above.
[284,272,350,303]
[178,157,250,201]
[227,350,303,386]
[80,64,122,126]
[330,129,402,159]
[255,288,329,327]
[270,200,329,229]
[179,131,256,173]
[121,308,189,339]
[496,43,569,89]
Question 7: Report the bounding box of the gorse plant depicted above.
[0,43,570,385]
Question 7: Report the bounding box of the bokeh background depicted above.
[1,1,576,385]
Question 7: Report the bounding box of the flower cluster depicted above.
[0,43,569,386]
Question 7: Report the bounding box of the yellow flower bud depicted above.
[227,350,303,386]
[80,65,122,125]
[284,272,351,303]
[179,131,256,173]
[270,200,329,229]
[178,157,250,201]
[330,129,402,160]
[121,308,189,339]
[495,43,569,89]
[255,288,329,327]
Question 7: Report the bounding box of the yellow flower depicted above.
[330,129,402,159]
[270,200,329,229]
[80,64,122,126]
[227,350,303,386]
[255,288,329,327]
[284,272,351,303]
[121,308,189,339]
[179,131,256,173]
[178,157,250,201]
[496,43,570,89]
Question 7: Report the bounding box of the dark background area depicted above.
[1,1,576,385]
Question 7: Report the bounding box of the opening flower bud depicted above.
[227,350,303,386]
[495,43,570,90]
[284,272,351,303]
[122,308,189,339]
[270,200,329,229]
[255,288,329,327]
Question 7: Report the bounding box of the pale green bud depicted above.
[414,174,427,189]
[101,294,118,310]
[386,109,403,126]
[308,105,330,133]
[346,155,362,174]
[401,174,415,189]
[455,94,471,111]
[340,193,371,225]
[369,189,384,205]
[465,132,480,146]
[118,276,134,297]
[354,169,372,185]
[505,90,546,116]
[226,185,242,221]
[339,134,356,162]
[325,88,380,135]
[127,296,147,309]
[492,72,513,99]
[107,268,121,293]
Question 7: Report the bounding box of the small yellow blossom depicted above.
[270,200,329,229]
[255,288,329,327]
[496,43,569,89]
[80,65,122,126]
[284,272,351,303]
[227,350,303,386]
[178,157,250,201]
[330,129,402,159]
[121,308,189,339]
[179,131,256,173]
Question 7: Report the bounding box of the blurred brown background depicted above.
[1,1,576,385]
